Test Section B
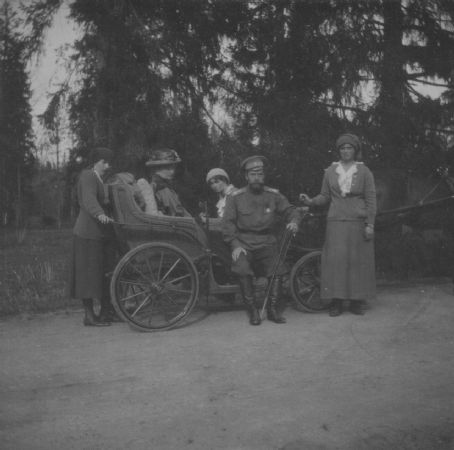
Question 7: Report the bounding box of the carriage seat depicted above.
[108,178,208,251]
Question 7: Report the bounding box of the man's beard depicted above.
[249,182,264,193]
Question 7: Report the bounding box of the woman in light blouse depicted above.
[301,134,377,316]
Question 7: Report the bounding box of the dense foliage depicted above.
[0,2,34,225]
[9,0,454,213]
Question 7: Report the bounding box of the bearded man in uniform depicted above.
[222,155,299,325]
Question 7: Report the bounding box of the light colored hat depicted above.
[146,148,182,166]
[240,155,268,173]
[206,168,230,184]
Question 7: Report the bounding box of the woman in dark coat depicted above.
[69,147,115,326]
[301,134,377,316]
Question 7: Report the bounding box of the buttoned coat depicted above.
[312,162,377,225]
[73,169,109,240]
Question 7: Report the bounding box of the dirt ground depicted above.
[1,280,454,450]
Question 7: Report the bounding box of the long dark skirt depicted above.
[320,220,375,300]
[69,235,108,300]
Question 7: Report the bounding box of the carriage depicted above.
[108,182,326,331]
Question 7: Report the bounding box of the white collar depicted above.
[334,162,360,196]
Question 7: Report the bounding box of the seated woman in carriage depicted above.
[109,148,191,218]
[200,168,237,222]
[144,148,192,217]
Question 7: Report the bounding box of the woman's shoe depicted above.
[329,299,343,317]
[349,300,365,315]
[98,310,122,323]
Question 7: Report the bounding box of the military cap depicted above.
[146,148,182,166]
[240,155,268,173]
[206,168,230,184]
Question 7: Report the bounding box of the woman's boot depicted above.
[83,299,111,326]
[99,295,121,323]
[349,300,366,315]
[329,299,343,317]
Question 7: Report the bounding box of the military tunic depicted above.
[222,186,299,277]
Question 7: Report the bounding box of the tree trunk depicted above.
[378,0,406,163]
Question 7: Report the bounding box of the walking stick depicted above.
[259,228,294,320]
[200,201,211,306]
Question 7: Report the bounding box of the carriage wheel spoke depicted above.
[166,273,192,285]
[129,262,152,284]
[165,287,193,294]
[306,289,317,305]
[131,294,152,317]
[162,290,180,309]
[119,279,150,288]
[144,257,157,282]
[119,287,150,302]
[160,258,181,283]
[157,251,164,281]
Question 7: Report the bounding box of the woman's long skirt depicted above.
[320,220,375,300]
[69,235,105,300]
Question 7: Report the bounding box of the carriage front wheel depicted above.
[110,242,199,331]
[290,251,330,312]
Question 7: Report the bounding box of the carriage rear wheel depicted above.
[110,242,199,331]
[290,251,330,312]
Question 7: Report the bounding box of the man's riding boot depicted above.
[329,299,343,317]
[267,277,286,324]
[239,276,261,325]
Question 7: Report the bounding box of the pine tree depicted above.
[0,2,34,226]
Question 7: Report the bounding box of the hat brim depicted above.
[240,155,269,171]
[146,159,181,167]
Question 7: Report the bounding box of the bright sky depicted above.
[28,2,79,164]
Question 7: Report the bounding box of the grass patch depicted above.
[0,228,79,316]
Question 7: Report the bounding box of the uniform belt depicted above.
[239,229,272,235]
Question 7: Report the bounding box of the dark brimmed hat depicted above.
[336,134,361,154]
[90,147,114,165]
[146,148,182,167]
[240,155,268,173]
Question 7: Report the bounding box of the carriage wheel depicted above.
[110,243,199,331]
[290,251,329,312]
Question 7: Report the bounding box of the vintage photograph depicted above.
[1,0,453,448]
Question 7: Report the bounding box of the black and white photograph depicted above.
[1,0,454,448]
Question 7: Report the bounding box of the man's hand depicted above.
[286,221,298,234]
[97,214,113,224]
[232,247,247,261]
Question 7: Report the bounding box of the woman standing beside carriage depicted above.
[69,147,116,326]
[301,134,377,316]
